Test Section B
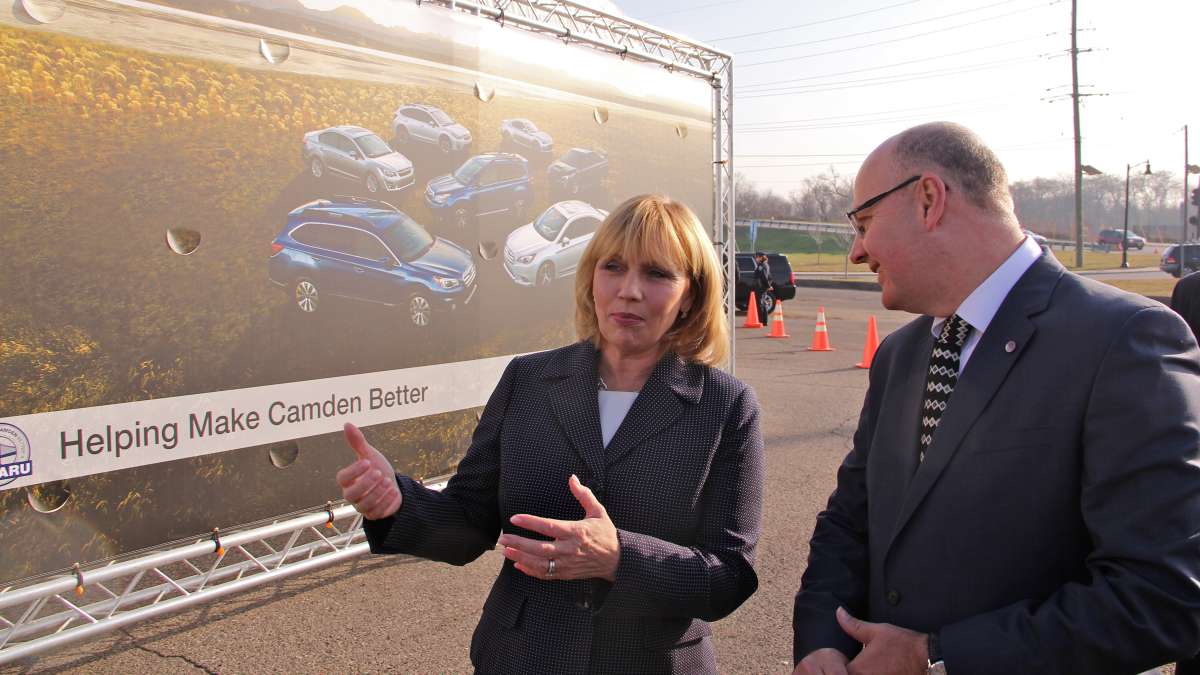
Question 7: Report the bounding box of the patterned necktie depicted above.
[919,314,972,462]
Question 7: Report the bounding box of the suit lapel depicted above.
[546,343,608,484]
[884,253,1063,557]
[603,352,702,468]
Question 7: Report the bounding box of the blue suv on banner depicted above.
[269,198,477,327]
[0,423,33,486]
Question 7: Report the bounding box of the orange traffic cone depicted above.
[766,301,790,338]
[855,316,879,368]
[807,305,835,351]
[743,291,764,328]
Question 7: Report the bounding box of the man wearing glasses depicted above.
[793,122,1200,675]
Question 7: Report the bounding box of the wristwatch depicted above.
[927,631,946,675]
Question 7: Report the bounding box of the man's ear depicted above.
[919,175,948,230]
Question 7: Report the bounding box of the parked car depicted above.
[500,118,553,154]
[391,103,472,153]
[302,125,414,194]
[268,197,477,326]
[1097,228,1146,250]
[425,153,531,229]
[1161,242,1200,278]
[503,201,609,287]
[547,148,608,198]
[734,252,796,315]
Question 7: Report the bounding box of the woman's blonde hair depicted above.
[574,194,729,366]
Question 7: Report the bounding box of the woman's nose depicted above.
[617,273,642,299]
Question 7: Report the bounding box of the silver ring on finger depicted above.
[547,558,556,578]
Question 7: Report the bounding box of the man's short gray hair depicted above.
[893,122,1011,211]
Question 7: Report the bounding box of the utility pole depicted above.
[1070,0,1083,267]
[1184,125,1190,245]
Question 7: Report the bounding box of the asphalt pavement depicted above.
[16,288,916,675]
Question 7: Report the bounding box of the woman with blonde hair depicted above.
[336,194,764,673]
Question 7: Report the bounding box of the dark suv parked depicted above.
[425,153,531,230]
[269,198,477,326]
[1161,242,1200,278]
[547,148,608,198]
[734,252,796,315]
[1097,228,1146,250]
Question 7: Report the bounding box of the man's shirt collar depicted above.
[931,235,1043,338]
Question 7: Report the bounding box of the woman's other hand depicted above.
[501,474,620,582]
[336,422,402,520]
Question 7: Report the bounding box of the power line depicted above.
[736,0,1022,56]
[736,153,870,158]
[705,0,920,43]
[738,55,1048,99]
[640,0,741,21]
[740,54,1046,98]
[741,0,1062,69]
[738,94,1021,128]
[729,33,1051,91]
[735,139,1074,170]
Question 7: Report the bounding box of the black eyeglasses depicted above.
[845,174,921,235]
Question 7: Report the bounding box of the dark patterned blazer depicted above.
[364,341,764,674]
[794,253,1200,673]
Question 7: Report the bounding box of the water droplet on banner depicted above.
[166,228,202,255]
[259,39,291,65]
[593,107,609,125]
[478,241,499,260]
[268,441,300,468]
[27,481,71,513]
[19,0,66,24]
[474,82,495,102]
[674,123,688,139]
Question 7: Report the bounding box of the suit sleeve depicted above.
[596,385,764,622]
[939,306,1200,674]
[792,360,882,663]
[361,358,518,566]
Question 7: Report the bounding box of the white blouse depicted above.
[597,390,639,448]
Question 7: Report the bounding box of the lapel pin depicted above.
[1004,340,1017,353]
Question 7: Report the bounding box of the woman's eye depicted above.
[603,260,622,271]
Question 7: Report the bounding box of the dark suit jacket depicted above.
[794,253,1200,674]
[1172,271,1200,339]
[365,342,764,674]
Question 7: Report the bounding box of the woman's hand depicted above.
[500,475,620,582]
[336,422,402,520]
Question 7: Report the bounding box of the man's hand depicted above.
[335,422,402,520]
[794,648,850,675]
[499,475,620,582]
[837,607,928,675]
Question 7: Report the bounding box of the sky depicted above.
[585,0,1200,195]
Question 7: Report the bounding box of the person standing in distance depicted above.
[754,253,773,322]
[792,122,1200,675]
[338,194,764,673]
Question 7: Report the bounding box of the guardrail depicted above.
[735,219,852,236]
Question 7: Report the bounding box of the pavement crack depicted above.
[121,629,218,674]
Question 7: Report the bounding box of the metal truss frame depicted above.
[0,504,368,665]
[0,1,735,663]
[427,0,736,367]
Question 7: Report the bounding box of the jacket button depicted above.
[886,589,901,606]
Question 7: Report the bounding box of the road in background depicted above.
[17,288,913,674]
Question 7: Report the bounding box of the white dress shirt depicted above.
[930,235,1043,375]
[598,390,639,447]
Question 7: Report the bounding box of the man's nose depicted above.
[849,235,869,265]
